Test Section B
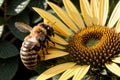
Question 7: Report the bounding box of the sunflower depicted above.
[33,0,120,80]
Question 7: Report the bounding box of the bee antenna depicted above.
[52,22,56,25]
[51,22,56,26]
[45,21,56,26]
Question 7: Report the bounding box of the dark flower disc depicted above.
[68,26,120,68]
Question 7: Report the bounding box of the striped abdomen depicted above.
[20,41,40,70]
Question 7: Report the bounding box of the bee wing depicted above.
[15,22,33,32]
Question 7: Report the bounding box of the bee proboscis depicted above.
[15,22,54,70]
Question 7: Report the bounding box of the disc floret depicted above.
[68,26,120,68]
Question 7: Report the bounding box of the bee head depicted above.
[40,23,54,37]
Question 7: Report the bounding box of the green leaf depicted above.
[71,0,80,12]
[0,40,19,58]
[8,11,29,41]
[35,64,47,74]
[0,17,4,38]
[7,0,30,15]
[31,14,42,24]
[0,17,4,25]
[0,25,4,38]
[28,0,48,10]
[52,75,61,80]
[0,56,19,80]
[0,0,4,7]
[28,0,48,24]
[29,76,38,80]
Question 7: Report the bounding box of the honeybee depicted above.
[15,22,54,70]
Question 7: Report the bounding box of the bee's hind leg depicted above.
[40,41,47,59]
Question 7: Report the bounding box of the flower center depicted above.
[68,26,120,68]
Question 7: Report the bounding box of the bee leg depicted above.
[41,45,45,58]
[40,41,47,58]
[41,46,45,58]
[52,32,55,37]
[45,44,49,55]
[43,40,49,55]
[37,55,40,64]
[46,39,49,46]
[46,36,55,46]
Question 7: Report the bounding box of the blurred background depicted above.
[0,0,118,80]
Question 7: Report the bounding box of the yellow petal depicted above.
[112,56,120,64]
[105,63,120,77]
[98,0,109,26]
[115,19,120,33]
[32,7,73,37]
[91,0,99,25]
[44,39,65,49]
[107,1,120,28]
[59,65,80,80]
[54,44,65,49]
[80,0,93,26]
[63,0,85,29]
[73,65,90,80]
[48,2,79,33]
[36,62,76,80]
[45,49,69,60]
[51,34,68,45]
[52,43,65,50]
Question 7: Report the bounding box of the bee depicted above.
[15,22,54,70]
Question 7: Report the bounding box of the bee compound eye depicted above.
[47,26,50,30]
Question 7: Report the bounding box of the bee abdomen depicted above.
[22,41,37,50]
[21,53,37,61]
[20,46,39,70]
